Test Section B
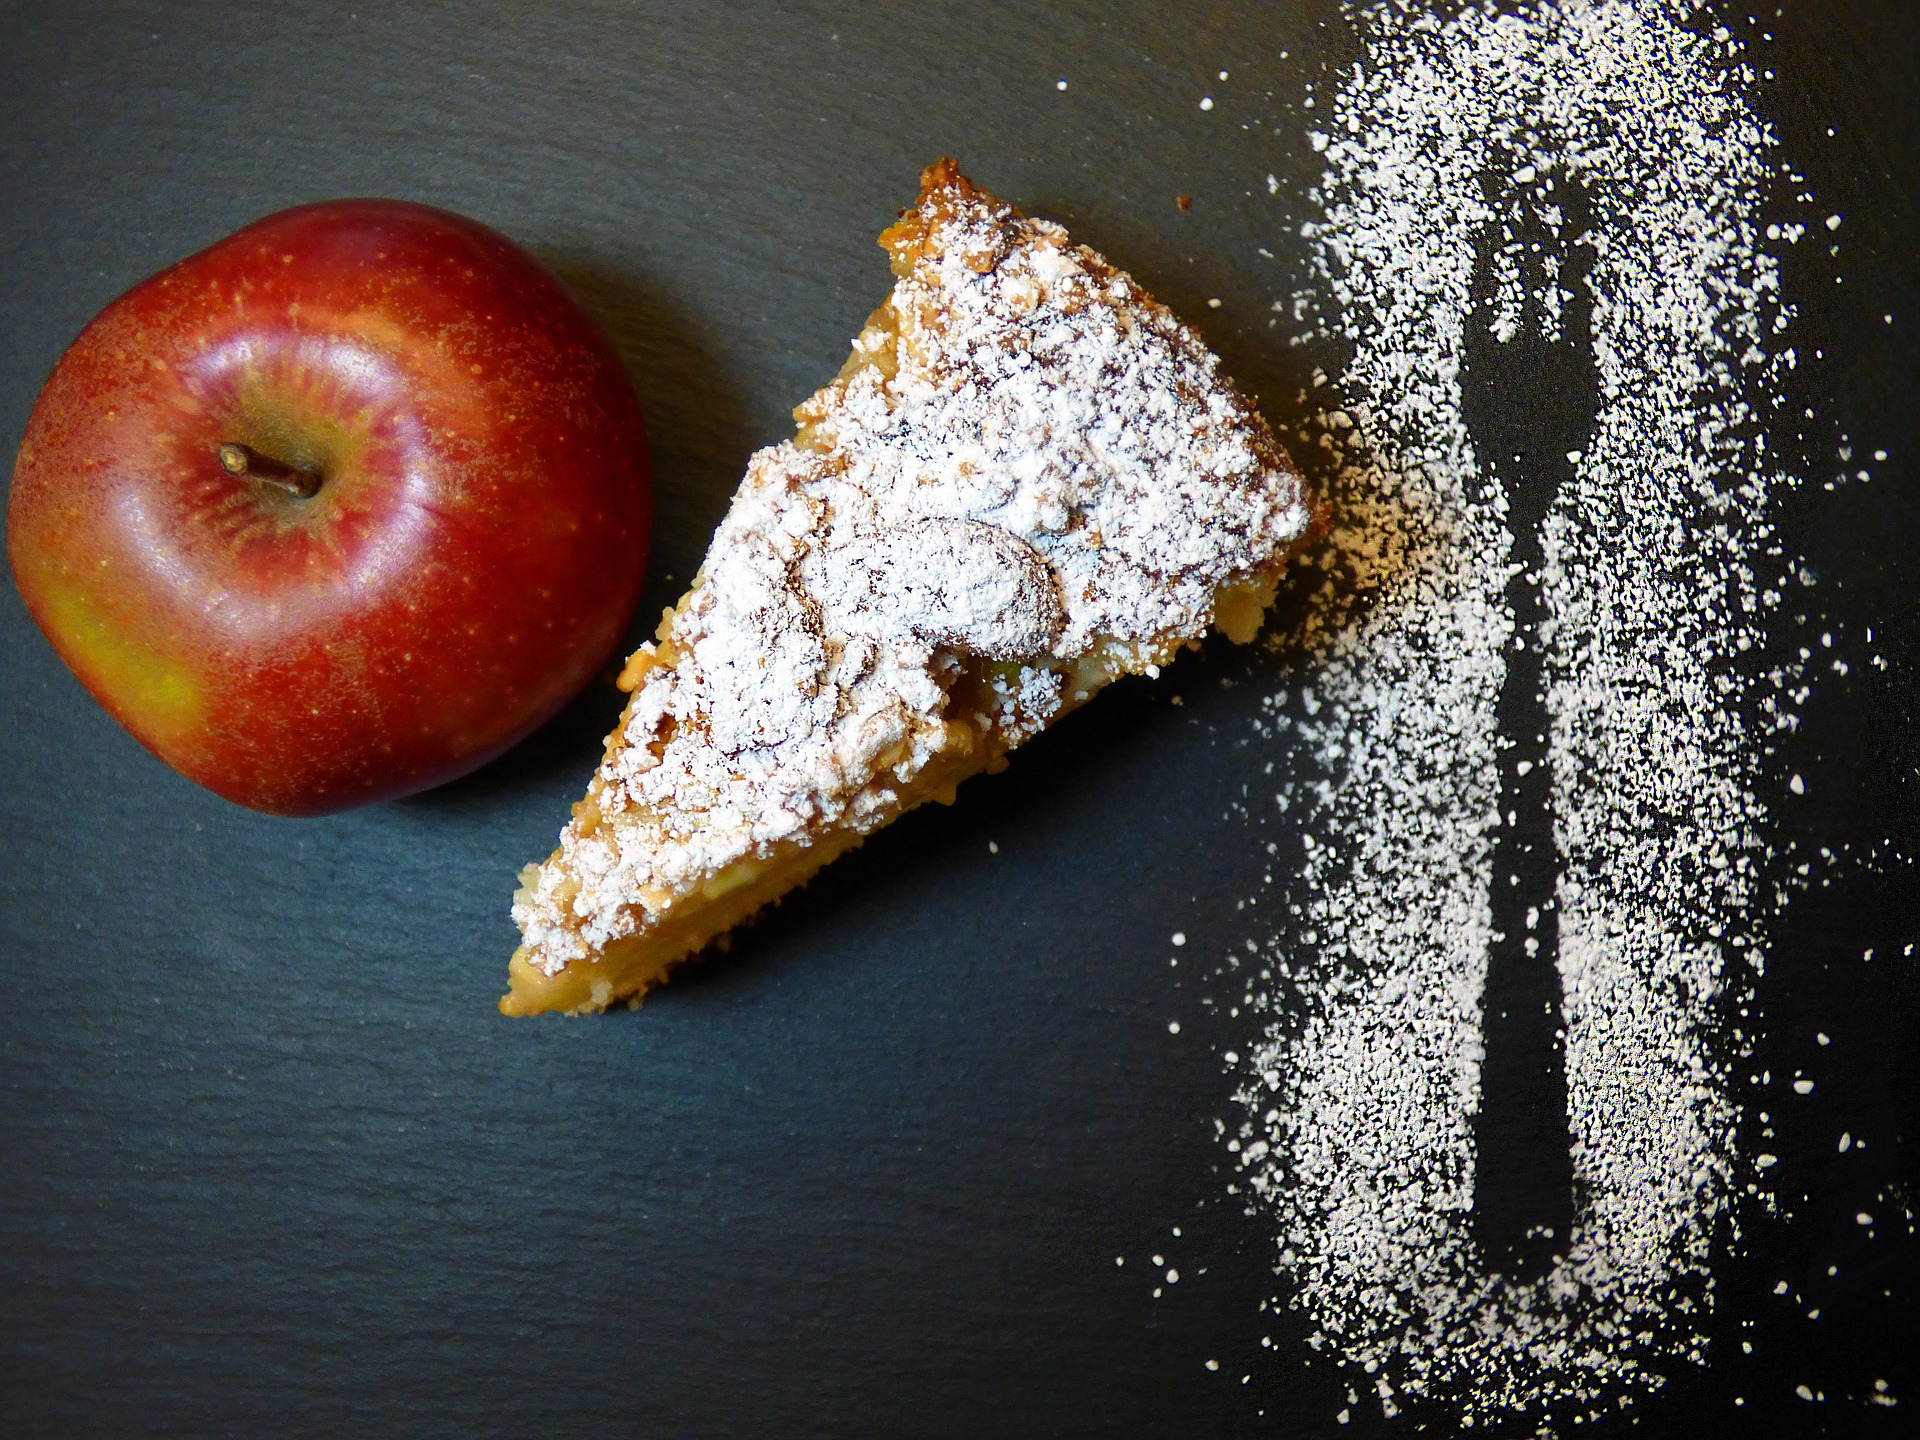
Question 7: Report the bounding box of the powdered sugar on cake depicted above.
[514,165,1313,975]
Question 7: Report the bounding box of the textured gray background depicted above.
[1,2,1913,1435]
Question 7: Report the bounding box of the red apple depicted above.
[7,200,650,815]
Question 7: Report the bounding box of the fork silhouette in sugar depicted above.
[1460,162,1598,1279]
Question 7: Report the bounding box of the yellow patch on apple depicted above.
[40,580,201,743]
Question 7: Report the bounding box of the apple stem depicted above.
[217,442,321,498]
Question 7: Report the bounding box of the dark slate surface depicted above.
[1,3,1913,1436]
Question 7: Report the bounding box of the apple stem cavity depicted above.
[217,442,321,498]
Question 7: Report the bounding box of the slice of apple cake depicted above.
[503,159,1317,1015]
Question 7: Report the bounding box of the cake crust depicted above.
[505,159,1318,1015]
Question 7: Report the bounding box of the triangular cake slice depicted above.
[503,160,1317,1015]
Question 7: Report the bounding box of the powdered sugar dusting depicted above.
[515,165,1312,977]
[801,519,1064,662]
[1221,1,1805,1425]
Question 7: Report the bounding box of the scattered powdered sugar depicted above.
[1217,2,1815,1426]
[514,164,1312,976]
